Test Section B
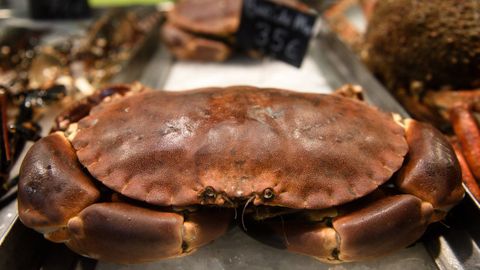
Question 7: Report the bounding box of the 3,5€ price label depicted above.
[236,0,317,67]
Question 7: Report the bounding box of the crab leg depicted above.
[245,119,463,262]
[333,84,364,100]
[394,119,464,212]
[450,104,480,180]
[18,131,233,263]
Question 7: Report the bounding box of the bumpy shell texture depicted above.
[72,87,408,209]
[364,0,480,92]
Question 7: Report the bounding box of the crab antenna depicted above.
[241,195,256,232]
[219,196,238,219]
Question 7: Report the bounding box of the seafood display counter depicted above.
[0,7,479,270]
[95,35,435,270]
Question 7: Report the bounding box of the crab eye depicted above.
[263,188,274,200]
[202,186,217,199]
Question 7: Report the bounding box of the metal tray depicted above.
[1,16,480,270]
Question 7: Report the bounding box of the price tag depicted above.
[236,0,317,67]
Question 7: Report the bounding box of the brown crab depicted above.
[161,0,310,61]
[18,84,463,264]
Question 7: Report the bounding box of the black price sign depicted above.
[236,0,317,67]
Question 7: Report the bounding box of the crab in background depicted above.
[161,0,311,61]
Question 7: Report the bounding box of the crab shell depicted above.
[18,85,463,264]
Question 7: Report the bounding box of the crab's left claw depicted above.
[18,132,234,263]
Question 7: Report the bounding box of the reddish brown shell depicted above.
[72,86,408,209]
[167,0,310,36]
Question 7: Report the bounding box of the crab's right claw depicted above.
[18,132,100,238]
[66,203,233,263]
[245,119,463,262]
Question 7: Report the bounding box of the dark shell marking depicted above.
[72,86,408,209]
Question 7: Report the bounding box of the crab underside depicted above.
[18,84,463,264]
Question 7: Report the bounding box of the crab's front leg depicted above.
[245,119,463,262]
[394,120,464,213]
[18,132,233,263]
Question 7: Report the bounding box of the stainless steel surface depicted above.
[98,228,434,270]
